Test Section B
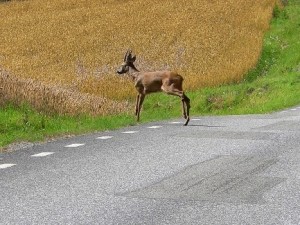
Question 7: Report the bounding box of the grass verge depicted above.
[1,0,299,151]
[0,104,135,150]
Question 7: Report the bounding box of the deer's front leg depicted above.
[136,94,145,122]
[135,94,140,116]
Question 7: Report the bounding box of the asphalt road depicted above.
[1,106,300,225]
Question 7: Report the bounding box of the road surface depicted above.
[1,106,300,224]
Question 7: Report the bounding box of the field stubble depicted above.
[0,0,281,115]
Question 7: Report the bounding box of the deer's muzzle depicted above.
[116,64,128,74]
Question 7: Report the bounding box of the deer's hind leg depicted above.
[182,93,190,126]
[181,97,187,119]
[161,84,190,125]
[179,92,190,125]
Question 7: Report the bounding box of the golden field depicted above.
[0,0,280,115]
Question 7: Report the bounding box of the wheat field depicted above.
[0,0,281,115]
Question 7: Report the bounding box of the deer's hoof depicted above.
[184,117,190,126]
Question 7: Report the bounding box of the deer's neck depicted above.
[128,64,140,81]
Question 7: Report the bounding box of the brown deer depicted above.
[117,50,190,126]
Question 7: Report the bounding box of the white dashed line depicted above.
[65,143,85,148]
[122,131,138,134]
[96,136,113,140]
[291,108,297,111]
[147,126,162,129]
[0,164,16,169]
[170,121,181,124]
[31,152,54,157]
[191,118,201,121]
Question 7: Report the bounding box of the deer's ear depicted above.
[124,50,129,62]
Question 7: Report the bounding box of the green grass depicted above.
[1,0,300,151]
[0,103,135,149]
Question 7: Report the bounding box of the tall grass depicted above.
[0,0,280,115]
[0,68,131,115]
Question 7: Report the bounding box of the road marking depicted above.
[96,136,113,140]
[65,143,85,148]
[31,152,54,157]
[0,164,16,169]
[147,126,162,129]
[191,118,201,121]
[291,108,297,111]
[122,131,138,134]
[170,121,181,124]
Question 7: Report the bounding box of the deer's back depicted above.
[135,71,184,94]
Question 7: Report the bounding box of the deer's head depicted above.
[117,50,138,74]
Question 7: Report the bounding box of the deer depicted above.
[116,50,190,126]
